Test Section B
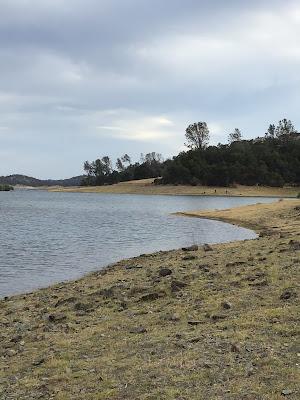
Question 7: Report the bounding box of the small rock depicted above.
[99,288,115,298]
[54,296,77,308]
[47,313,67,323]
[221,301,232,310]
[231,343,241,353]
[159,268,172,277]
[187,320,201,326]
[10,335,22,343]
[139,292,160,301]
[210,314,226,321]
[74,302,91,311]
[171,280,187,292]
[280,289,296,300]
[129,326,147,334]
[32,358,45,366]
[203,244,213,252]
[182,245,198,252]
[289,240,300,251]
[281,389,293,396]
[199,264,210,272]
[182,255,197,261]
[166,313,180,322]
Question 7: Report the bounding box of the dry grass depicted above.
[48,178,300,198]
[0,200,299,399]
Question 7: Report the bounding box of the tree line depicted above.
[82,119,300,187]
[82,152,164,186]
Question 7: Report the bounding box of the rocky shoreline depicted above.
[1,200,299,399]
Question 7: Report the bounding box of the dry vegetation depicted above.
[1,200,299,399]
[48,178,300,198]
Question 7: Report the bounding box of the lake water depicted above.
[0,190,274,297]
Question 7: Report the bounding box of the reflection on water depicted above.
[0,190,274,297]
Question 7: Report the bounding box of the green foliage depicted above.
[228,128,242,144]
[185,122,210,149]
[0,184,14,191]
[162,134,300,187]
[297,193,300,199]
[81,120,300,188]
[82,152,164,186]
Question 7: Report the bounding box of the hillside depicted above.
[0,174,84,187]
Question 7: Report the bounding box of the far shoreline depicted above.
[47,178,300,198]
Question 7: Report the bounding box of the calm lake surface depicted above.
[0,190,275,297]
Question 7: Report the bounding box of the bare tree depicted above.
[185,122,210,149]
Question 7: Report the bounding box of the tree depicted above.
[101,156,112,175]
[185,122,210,149]
[228,128,242,144]
[265,124,275,139]
[121,154,131,165]
[116,158,124,172]
[275,119,296,138]
[83,161,93,176]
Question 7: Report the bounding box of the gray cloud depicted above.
[0,0,299,178]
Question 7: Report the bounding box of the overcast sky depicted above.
[1,0,300,178]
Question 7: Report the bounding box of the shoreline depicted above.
[1,200,299,399]
[48,178,300,198]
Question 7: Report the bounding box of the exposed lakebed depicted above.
[0,190,275,297]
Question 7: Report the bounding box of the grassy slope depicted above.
[0,200,299,399]
[48,178,300,198]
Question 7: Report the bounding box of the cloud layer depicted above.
[0,0,299,178]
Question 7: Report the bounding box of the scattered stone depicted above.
[129,326,147,334]
[32,358,45,366]
[210,314,226,321]
[280,289,297,300]
[199,264,210,272]
[171,280,187,292]
[10,335,22,343]
[54,296,77,308]
[182,245,198,252]
[47,313,67,323]
[164,313,180,322]
[248,279,268,287]
[221,301,232,310]
[203,244,213,252]
[139,292,159,302]
[182,255,197,261]
[159,268,172,277]
[189,337,202,343]
[125,265,143,270]
[99,288,115,298]
[187,320,201,326]
[231,343,241,353]
[281,389,294,396]
[74,302,91,312]
[289,240,300,251]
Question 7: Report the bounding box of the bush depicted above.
[297,193,300,199]
[0,184,14,191]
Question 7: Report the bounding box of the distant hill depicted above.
[0,174,84,187]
